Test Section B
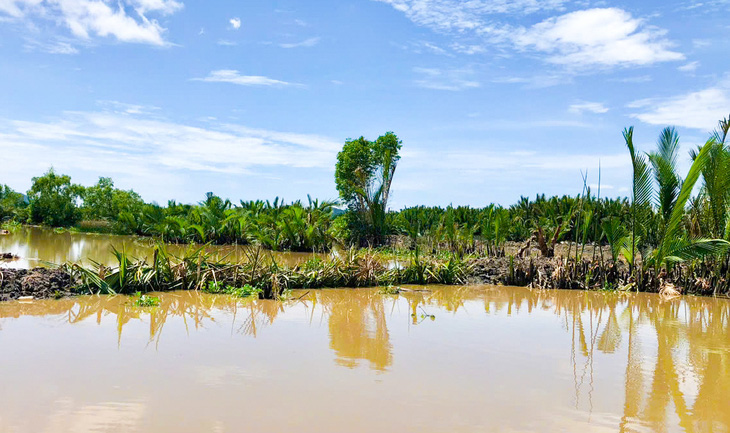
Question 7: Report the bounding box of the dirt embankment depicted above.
[469,256,625,289]
[0,268,76,301]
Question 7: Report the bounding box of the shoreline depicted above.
[2,254,728,302]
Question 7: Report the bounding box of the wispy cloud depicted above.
[492,74,570,88]
[569,102,609,114]
[630,81,730,130]
[0,0,183,46]
[23,39,79,54]
[609,75,653,83]
[678,61,700,72]
[450,43,486,55]
[217,39,238,46]
[413,67,480,91]
[229,17,241,30]
[393,147,630,199]
[279,37,320,49]
[0,108,339,192]
[193,70,300,87]
[374,0,567,31]
[374,2,684,69]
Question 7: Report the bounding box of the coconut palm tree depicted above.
[690,115,730,239]
[623,127,653,272]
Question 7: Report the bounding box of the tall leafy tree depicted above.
[82,177,144,221]
[335,132,402,246]
[0,184,26,221]
[27,168,83,227]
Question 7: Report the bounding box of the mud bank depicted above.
[0,268,75,301]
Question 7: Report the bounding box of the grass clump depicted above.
[378,285,401,295]
[204,281,263,298]
[134,293,160,307]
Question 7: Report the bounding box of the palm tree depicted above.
[623,126,729,274]
[623,127,653,273]
[690,115,730,239]
[646,136,729,270]
[648,127,681,228]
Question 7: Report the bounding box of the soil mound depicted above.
[0,268,75,301]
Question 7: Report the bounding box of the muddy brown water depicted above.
[1,286,728,432]
[0,226,324,269]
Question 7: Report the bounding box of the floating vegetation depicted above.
[134,293,160,307]
[378,285,401,295]
[204,281,263,298]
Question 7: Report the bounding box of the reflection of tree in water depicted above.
[1,286,729,429]
[0,292,282,346]
[315,290,393,371]
[400,286,730,431]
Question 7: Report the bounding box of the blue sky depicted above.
[1,0,728,208]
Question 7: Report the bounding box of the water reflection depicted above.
[0,226,323,268]
[1,286,729,432]
[322,290,392,371]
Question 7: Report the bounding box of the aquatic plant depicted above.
[135,293,160,307]
[378,285,401,295]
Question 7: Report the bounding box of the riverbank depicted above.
[2,252,728,301]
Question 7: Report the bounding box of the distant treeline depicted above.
[0,168,633,250]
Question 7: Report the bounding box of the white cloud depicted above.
[630,83,730,130]
[375,2,684,69]
[569,102,609,114]
[512,8,684,68]
[131,0,182,15]
[0,109,339,182]
[413,67,479,91]
[0,0,43,18]
[678,61,700,72]
[193,70,299,87]
[216,39,237,46]
[279,36,320,49]
[229,17,241,29]
[0,0,182,45]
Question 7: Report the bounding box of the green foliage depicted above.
[67,244,473,299]
[204,281,263,298]
[647,138,730,268]
[624,127,654,270]
[134,293,161,307]
[378,285,401,295]
[618,122,730,275]
[690,116,730,239]
[0,184,26,221]
[81,177,144,225]
[27,168,83,227]
[335,132,402,246]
